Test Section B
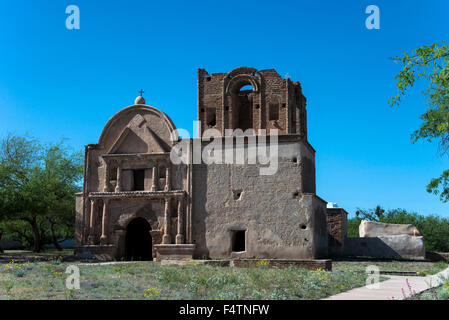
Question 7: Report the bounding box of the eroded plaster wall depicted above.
[191,136,327,259]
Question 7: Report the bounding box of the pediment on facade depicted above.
[107,114,169,154]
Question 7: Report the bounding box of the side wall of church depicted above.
[190,136,328,259]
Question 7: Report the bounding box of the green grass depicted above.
[333,260,448,276]
[3,258,444,300]
[0,260,373,300]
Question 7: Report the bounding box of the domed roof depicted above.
[135,96,146,105]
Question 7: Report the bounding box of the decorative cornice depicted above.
[89,190,185,200]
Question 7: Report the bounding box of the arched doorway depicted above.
[125,217,153,261]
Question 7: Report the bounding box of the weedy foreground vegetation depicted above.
[416,279,449,300]
[333,260,448,276]
[0,259,373,300]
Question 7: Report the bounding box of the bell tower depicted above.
[197,67,307,137]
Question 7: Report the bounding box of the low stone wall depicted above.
[203,259,332,271]
[153,244,196,261]
[74,245,117,261]
[343,236,425,260]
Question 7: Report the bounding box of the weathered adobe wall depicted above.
[326,208,348,256]
[191,137,327,259]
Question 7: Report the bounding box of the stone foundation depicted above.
[153,244,196,261]
[75,245,117,261]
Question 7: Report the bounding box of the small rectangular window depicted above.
[159,167,166,179]
[110,167,117,180]
[133,169,145,191]
[232,230,246,252]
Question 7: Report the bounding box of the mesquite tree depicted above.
[0,134,82,252]
[390,42,449,202]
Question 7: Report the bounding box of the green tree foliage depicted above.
[355,205,385,222]
[0,133,83,252]
[346,218,360,239]
[390,42,449,202]
[348,206,449,252]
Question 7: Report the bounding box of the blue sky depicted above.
[0,0,448,217]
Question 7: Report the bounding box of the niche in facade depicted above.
[207,107,217,127]
[133,169,145,191]
[269,101,279,121]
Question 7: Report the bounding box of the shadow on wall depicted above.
[343,237,404,259]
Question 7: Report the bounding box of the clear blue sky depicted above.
[0,0,448,217]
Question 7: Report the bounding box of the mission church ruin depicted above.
[75,67,348,262]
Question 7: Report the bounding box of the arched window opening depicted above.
[239,84,253,92]
[232,83,254,131]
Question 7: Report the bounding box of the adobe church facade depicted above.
[75,67,334,261]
